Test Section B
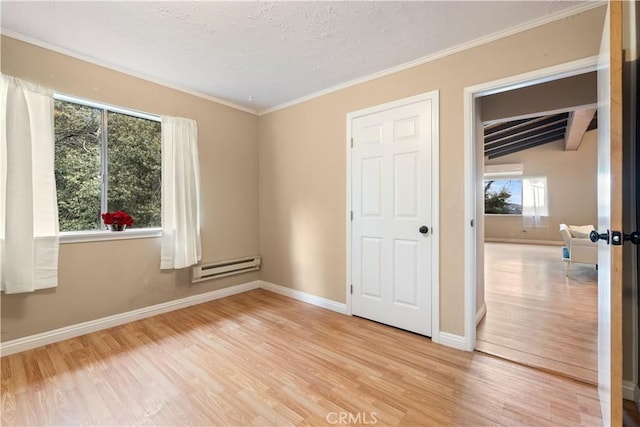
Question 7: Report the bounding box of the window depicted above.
[484,176,549,220]
[521,176,548,227]
[484,179,523,214]
[54,96,161,232]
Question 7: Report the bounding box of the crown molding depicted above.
[258,1,606,116]
[0,28,258,115]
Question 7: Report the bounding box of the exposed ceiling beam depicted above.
[564,107,597,150]
[485,115,568,147]
[487,132,565,159]
[485,112,568,140]
[485,127,566,155]
[484,117,536,135]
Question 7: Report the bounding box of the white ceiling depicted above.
[1,1,595,114]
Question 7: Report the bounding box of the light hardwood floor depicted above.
[477,242,598,385]
[1,289,601,426]
[624,399,640,427]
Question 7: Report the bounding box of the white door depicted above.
[350,93,437,336]
[595,2,623,425]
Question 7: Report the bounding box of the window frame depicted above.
[53,94,162,243]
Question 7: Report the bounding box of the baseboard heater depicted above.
[192,256,261,283]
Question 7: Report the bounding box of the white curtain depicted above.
[0,74,59,294]
[160,116,202,269]
[522,176,548,228]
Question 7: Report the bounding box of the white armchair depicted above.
[559,224,598,276]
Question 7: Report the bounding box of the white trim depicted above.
[430,91,441,344]
[55,93,160,122]
[464,56,599,99]
[345,112,354,317]
[463,56,600,352]
[0,28,257,115]
[345,91,440,342]
[258,2,604,116]
[437,332,467,351]
[259,281,347,314]
[463,84,478,352]
[0,281,261,357]
[623,380,637,401]
[625,0,638,62]
[476,303,487,326]
[626,41,639,391]
[484,238,564,246]
[60,228,162,244]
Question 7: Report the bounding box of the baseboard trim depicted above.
[259,281,347,314]
[476,303,487,326]
[623,380,637,401]
[484,238,564,246]
[0,280,260,357]
[3,279,456,356]
[437,332,467,351]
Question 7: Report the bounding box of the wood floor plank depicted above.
[623,399,640,426]
[477,242,598,385]
[2,289,601,426]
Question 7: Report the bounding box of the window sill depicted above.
[60,228,162,244]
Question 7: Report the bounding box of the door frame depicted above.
[345,91,441,341]
[462,56,599,351]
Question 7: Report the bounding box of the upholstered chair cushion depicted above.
[567,224,595,239]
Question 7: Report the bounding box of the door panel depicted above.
[393,239,419,306]
[596,2,623,425]
[361,237,383,299]
[394,153,419,218]
[351,96,436,336]
[361,157,383,216]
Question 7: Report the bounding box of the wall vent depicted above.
[484,163,524,178]
[192,256,261,283]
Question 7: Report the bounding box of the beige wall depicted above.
[484,131,598,243]
[258,7,606,336]
[0,36,260,342]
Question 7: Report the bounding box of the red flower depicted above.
[102,211,133,227]
[101,212,115,225]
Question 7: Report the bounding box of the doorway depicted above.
[462,57,600,353]
[471,73,599,384]
[464,5,625,424]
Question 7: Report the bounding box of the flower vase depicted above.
[109,224,127,232]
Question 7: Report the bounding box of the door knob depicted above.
[624,231,640,245]
[589,230,610,244]
[589,229,640,245]
[419,226,429,234]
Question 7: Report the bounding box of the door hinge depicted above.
[351,137,354,148]
[470,219,474,227]
[350,284,353,294]
[351,211,354,221]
